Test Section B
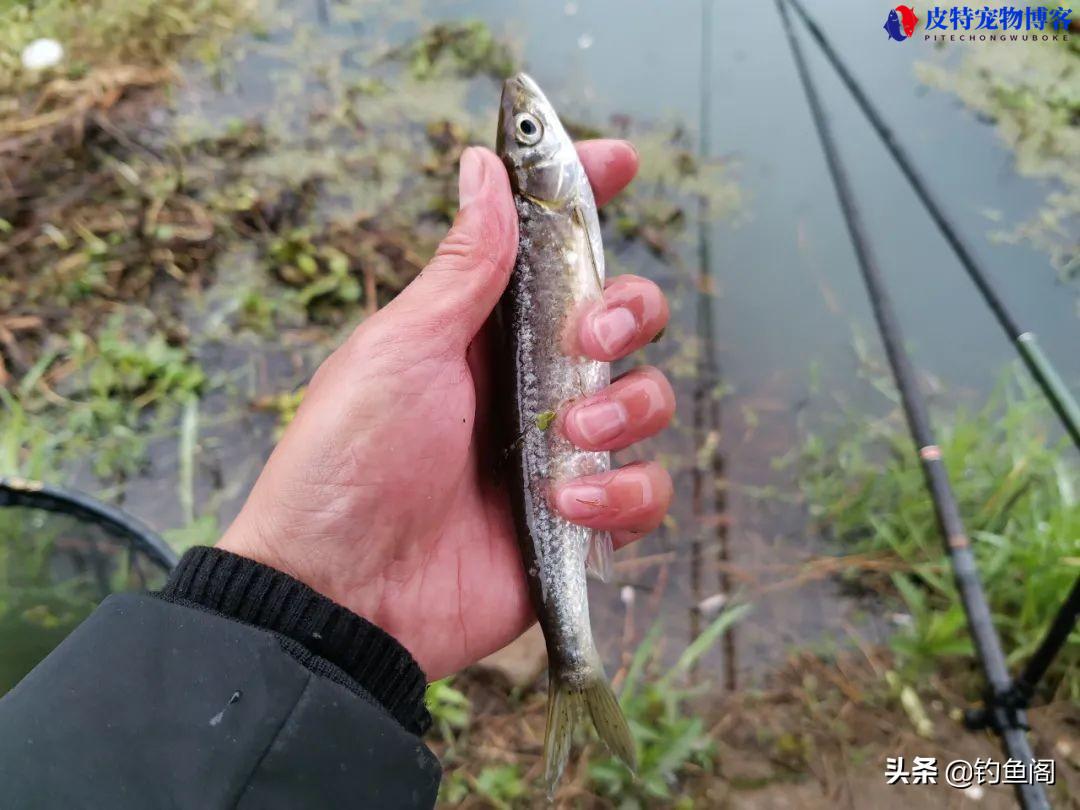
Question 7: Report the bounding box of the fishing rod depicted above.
[0,476,177,571]
[1008,575,1080,706]
[693,0,736,688]
[784,0,1080,454]
[785,0,1079,767]
[774,2,1048,807]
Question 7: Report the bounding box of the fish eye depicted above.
[514,113,543,146]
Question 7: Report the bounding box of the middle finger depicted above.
[575,275,669,361]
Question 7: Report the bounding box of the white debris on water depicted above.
[964,785,985,801]
[564,1,578,15]
[21,38,64,70]
[577,34,593,50]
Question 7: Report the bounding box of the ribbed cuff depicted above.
[159,546,431,735]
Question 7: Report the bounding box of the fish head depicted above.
[497,72,581,206]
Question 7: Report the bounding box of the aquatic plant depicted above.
[917,38,1079,279]
[440,763,526,809]
[608,130,743,257]
[390,21,517,82]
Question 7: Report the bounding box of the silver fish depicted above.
[495,72,636,791]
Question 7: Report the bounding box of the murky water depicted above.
[37,0,1080,685]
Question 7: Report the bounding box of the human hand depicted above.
[217,142,675,680]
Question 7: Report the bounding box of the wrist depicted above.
[160,546,432,735]
[216,505,318,595]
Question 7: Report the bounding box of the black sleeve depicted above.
[0,547,442,809]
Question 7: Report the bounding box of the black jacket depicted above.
[0,547,442,808]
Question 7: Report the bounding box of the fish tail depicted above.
[542,679,580,794]
[543,669,637,794]
[583,674,637,769]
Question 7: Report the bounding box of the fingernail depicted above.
[571,400,627,445]
[591,307,637,355]
[459,147,485,209]
[556,484,607,520]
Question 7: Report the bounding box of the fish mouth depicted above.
[504,71,543,100]
[503,72,553,116]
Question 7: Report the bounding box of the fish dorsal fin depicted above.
[572,204,604,295]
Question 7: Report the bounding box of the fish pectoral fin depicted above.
[586,530,614,582]
[572,204,605,294]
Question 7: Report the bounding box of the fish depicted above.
[494,72,636,792]
[883,8,907,41]
[896,5,919,37]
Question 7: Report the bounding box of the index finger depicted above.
[577,140,638,207]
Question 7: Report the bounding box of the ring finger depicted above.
[551,461,672,536]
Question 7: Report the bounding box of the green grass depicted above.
[428,676,530,808]
[426,677,471,748]
[0,389,57,480]
[62,317,204,478]
[590,604,751,807]
[1,314,205,482]
[800,369,1080,701]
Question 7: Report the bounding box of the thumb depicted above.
[386,146,518,348]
